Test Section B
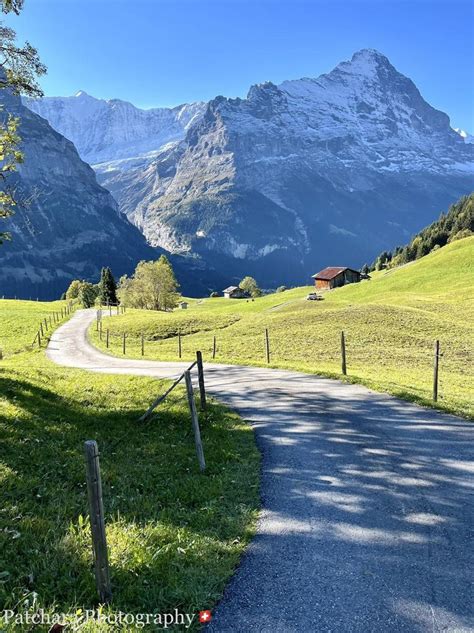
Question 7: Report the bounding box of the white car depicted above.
[306,292,322,301]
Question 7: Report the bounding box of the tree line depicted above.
[65,255,181,310]
[370,193,474,271]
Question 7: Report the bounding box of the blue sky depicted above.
[9,0,474,130]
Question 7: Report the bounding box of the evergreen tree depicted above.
[372,193,474,271]
[98,267,118,305]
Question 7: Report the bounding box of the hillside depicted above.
[90,237,474,417]
[373,192,474,269]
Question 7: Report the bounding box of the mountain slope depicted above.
[25,50,474,288]
[373,192,474,268]
[0,85,161,299]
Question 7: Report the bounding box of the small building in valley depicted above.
[223,286,248,299]
[178,301,189,309]
[312,267,364,290]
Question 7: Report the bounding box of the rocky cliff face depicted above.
[25,50,474,287]
[0,85,161,299]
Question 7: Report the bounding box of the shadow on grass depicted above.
[0,370,260,620]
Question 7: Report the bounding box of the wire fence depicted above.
[83,352,207,602]
[94,306,473,409]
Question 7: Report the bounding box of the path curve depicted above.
[48,310,473,633]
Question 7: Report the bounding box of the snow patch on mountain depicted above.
[454,127,474,144]
[24,92,206,165]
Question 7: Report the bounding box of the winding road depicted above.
[47,310,473,632]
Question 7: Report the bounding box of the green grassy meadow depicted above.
[91,237,474,419]
[0,300,260,630]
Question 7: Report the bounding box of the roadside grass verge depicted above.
[90,238,474,419]
[0,300,260,631]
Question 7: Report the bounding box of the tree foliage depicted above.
[65,278,99,307]
[371,193,474,270]
[0,112,21,241]
[118,256,180,311]
[65,279,82,300]
[79,281,99,308]
[0,0,46,240]
[239,276,262,298]
[98,267,118,305]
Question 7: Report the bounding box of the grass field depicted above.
[0,300,260,630]
[91,237,474,419]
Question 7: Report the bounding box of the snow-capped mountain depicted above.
[0,83,164,299]
[454,128,474,144]
[25,49,474,286]
[25,91,206,165]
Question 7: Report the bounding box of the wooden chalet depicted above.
[312,267,364,290]
[223,286,248,299]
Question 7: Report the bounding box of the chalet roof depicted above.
[312,266,360,280]
[223,286,239,293]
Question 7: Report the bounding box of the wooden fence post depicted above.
[265,328,270,364]
[212,335,216,359]
[37,331,41,347]
[122,332,126,355]
[196,351,207,411]
[178,331,182,359]
[84,440,112,604]
[99,321,102,341]
[141,332,144,357]
[341,331,347,376]
[184,371,206,471]
[44,317,48,332]
[433,340,440,402]
[40,322,44,336]
[106,328,109,349]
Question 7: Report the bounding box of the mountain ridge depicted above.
[24,49,474,287]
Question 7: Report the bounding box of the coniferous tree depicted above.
[372,193,473,270]
[98,267,118,305]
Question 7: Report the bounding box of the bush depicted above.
[448,229,473,243]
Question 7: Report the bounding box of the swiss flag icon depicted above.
[199,610,212,623]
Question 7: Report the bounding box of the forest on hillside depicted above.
[372,193,474,270]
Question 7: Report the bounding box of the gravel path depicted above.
[47,310,473,632]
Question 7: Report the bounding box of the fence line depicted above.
[97,323,467,405]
